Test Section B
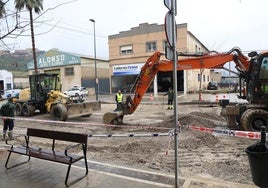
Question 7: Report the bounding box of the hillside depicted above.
[0,50,45,72]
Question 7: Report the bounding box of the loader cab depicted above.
[29,73,60,102]
[247,52,268,105]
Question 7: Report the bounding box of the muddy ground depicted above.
[0,102,257,185]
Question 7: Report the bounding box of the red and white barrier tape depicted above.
[188,125,267,140]
[88,132,171,138]
[3,115,266,140]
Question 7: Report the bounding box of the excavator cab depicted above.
[29,73,60,102]
[246,52,268,104]
[228,51,268,131]
[27,73,60,114]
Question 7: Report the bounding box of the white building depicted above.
[0,70,13,92]
[0,70,21,98]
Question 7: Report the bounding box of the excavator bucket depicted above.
[67,101,101,119]
[103,111,124,124]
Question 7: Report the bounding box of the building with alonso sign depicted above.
[27,49,109,93]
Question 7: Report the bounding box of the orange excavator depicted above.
[103,47,268,131]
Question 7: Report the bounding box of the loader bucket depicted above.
[67,101,101,119]
[103,111,124,124]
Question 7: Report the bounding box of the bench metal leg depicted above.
[5,151,31,169]
[65,163,89,187]
[83,144,89,175]
[84,155,89,175]
[65,163,72,187]
[65,155,89,187]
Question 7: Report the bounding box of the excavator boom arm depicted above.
[159,54,240,70]
[126,52,162,114]
[127,48,249,114]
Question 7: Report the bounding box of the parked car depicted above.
[218,80,239,88]
[207,81,218,90]
[1,89,21,99]
[63,86,89,97]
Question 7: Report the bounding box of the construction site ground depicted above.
[0,93,260,187]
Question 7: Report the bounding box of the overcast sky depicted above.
[3,0,268,59]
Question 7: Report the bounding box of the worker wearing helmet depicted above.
[1,94,16,140]
[115,90,123,111]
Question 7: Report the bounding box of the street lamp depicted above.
[89,18,98,101]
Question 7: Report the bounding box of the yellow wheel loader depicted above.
[15,73,100,121]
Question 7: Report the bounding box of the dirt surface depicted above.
[0,102,257,185]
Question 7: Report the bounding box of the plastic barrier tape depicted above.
[188,125,267,140]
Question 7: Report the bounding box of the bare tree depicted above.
[0,0,21,42]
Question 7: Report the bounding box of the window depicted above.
[120,45,133,55]
[163,40,168,51]
[260,57,268,79]
[6,83,11,90]
[195,45,201,53]
[65,67,74,76]
[198,74,201,81]
[259,57,268,93]
[203,75,205,82]
[146,41,157,52]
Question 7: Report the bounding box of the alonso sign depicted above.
[27,50,81,69]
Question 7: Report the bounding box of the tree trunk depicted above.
[29,9,37,74]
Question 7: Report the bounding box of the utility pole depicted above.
[164,0,178,187]
[89,18,98,101]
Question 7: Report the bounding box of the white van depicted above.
[1,89,21,99]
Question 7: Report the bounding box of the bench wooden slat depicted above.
[9,146,28,155]
[27,128,88,144]
[29,148,83,164]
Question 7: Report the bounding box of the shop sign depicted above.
[113,63,143,75]
[27,50,81,69]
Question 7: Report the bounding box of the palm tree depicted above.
[15,0,43,74]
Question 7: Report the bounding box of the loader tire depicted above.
[22,103,35,117]
[50,104,68,121]
[15,103,23,116]
[240,109,268,131]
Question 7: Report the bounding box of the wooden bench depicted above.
[5,128,88,187]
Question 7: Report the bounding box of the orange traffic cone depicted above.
[199,93,203,101]
[150,94,154,101]
[215,93,219,102]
